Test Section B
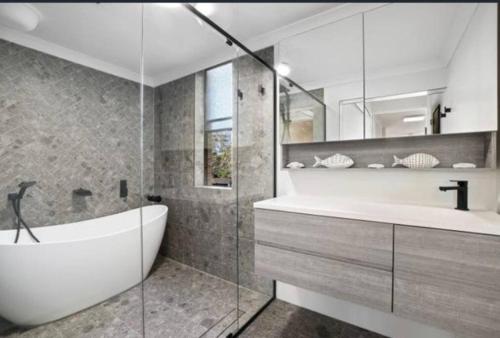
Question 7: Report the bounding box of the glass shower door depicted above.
[141,4,240,337]
[234,46,276,332]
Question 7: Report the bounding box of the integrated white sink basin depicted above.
[254,195,500,236]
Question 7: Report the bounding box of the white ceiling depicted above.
[278,3,477,89]
[0,3,341,86]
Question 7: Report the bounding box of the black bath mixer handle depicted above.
[146,195,162,203]
[73,188,92,197]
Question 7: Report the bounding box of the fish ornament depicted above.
[392,153,439,169]
[452,162,476,169]
[313,154,354,169]
[286,162,305,169]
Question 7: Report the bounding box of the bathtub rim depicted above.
[0,204,168,247]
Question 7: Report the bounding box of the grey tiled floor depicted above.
[0,256,270,338]
[240,300,388,338]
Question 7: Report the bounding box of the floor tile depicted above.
[0,256,270,338]
[240,300,387,338]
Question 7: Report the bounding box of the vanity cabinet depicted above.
[254,209,393,311]
[254,195,500,337]
[394,225,500,338]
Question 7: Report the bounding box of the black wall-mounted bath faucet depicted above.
[8,181,40,243]
[439,180,469,211]
[17,181,37,199]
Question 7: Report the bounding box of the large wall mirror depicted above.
[277,3,497,144]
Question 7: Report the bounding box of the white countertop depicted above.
[254,195,500,236]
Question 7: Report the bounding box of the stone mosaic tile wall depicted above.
[155,73,238,282]
[0,37,273,297]
[155,48,275,295]
[0,39,155,230]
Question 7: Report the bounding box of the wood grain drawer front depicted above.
[394,225,500,338]
[255,244,393,312]
[255,209,393,270]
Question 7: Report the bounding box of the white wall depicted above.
[442,4,497,134]
[277,168,497,211]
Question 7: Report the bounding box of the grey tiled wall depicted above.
[155,48,275,294]
[0,37,274,296]
[0,39,155,230]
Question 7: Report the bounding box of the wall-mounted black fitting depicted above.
[237,89,243,100]
[225,39,233,46]
[73,188,92,197]
[259,85,266,96]
[120,180,128,199]
[146,195,162,203]
[441,106,452,118]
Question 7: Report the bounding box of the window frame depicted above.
[203,61,234,187]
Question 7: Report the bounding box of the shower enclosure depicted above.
[0,3,274,337]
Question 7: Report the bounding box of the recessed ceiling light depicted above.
[403,115,426,123]
[157,3,181,9]
[194,3,215,16]
[276,62,291,76]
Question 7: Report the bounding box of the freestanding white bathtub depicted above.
[0,205,167,326]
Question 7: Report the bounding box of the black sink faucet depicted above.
[439,180,469,211]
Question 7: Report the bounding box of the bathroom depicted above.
[0,3,498,338]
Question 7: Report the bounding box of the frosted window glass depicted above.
[206,63,233,121]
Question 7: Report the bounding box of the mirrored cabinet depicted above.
[277,3,497,170]
[277,3,497,146]
[364,3,497,139]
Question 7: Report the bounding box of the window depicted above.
[203,62,233,187]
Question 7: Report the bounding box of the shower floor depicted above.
[0,256,270,338]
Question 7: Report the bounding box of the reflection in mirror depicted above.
[279,77,325,144]
[277,13,363,143]
[365,3,497,138]
[277,3,496,143]
[339,98,364,140]
[342,89,445,139]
